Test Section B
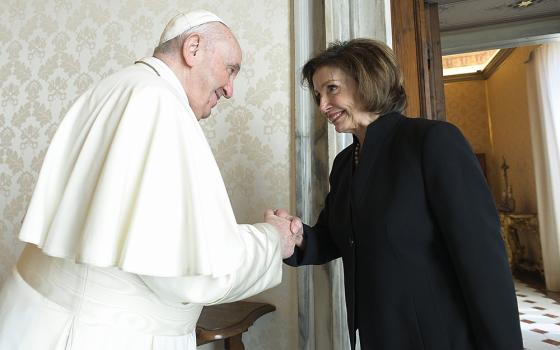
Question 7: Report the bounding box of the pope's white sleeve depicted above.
[139,223,282,305]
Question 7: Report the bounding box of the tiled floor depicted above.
[516,279,560,349]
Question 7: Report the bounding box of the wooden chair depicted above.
[196,301,276,350]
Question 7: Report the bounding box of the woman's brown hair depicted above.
[302,38,407,115]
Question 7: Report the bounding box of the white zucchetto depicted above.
[159,10,226,45]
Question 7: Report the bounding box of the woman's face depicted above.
[312,65,371,135]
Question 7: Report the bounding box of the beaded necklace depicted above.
[353,141,360,172]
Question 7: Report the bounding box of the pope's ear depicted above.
[182,34,200,67]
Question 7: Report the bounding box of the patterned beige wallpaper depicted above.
[444,47,538,215]
[486,46,538,214]
[445,80,492,155]
[0,1,296,349]
[444,80,499,198]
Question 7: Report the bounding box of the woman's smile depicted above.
[327,110,346,124]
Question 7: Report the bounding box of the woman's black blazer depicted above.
[285,112,523,350]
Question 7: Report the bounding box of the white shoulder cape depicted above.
[19,57,245,277]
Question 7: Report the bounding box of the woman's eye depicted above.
[327,85,338,92]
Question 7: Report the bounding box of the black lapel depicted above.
[351,112,402,207]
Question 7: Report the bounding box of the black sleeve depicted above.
[422,122,523,350]
[284,191,341,266]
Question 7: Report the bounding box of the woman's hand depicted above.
[272,208,304,248]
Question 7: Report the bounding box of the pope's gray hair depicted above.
[153,22,227,56]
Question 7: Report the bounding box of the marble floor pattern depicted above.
[516,279,560,349]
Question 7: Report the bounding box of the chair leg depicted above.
[224,334,245,350]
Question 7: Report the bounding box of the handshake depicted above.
[264,209,304,259]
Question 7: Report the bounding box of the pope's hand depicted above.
[264,209,296,258]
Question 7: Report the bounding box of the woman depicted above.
[284,39,522,350]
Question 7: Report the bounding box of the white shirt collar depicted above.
[136,56,191,109]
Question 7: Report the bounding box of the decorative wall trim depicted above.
[441,15,560,55]
[484,48,516,78]
[444,48,515,83]
[440,12,560,34]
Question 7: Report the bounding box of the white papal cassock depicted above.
[0,57,282,349]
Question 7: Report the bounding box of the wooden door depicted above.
[391,0,446,120]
